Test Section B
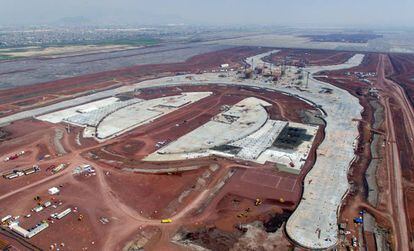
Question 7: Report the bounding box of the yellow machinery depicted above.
[161,219,172,223]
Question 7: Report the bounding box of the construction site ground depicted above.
[0,46,413,251]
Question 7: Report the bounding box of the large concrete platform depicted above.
[96,92,212,140]
[257,122,319,173]
[145,96,316,168]
[154,97,270,155]
[36,92,212,141]
[36,97,120,124]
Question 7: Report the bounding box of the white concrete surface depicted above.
[154,97,269,154]
[36,97,119,123]
[96,92,212,140]
[257,122,318,170]
[231,119,288,160]
[65,99,142,127]
[284,55,363,249]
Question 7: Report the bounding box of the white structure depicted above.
[37,97,120,124]
[32,205,44,213]
[231,119,288,160]
[155,97,270,155]
[9,221,49,238]
[36,92,212,141]
[146,97,317,172]
[9,222,30,237]
[257,122,319,173]
[48,187,60,195]
[54,208,72,219]
[1,215,12,223]
[65,99,141,127]
[96,92,211,140]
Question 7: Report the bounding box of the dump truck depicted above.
[161,219,172,223]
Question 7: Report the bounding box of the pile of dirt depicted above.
[231,221,293,251]
[173,218,293,251]
[123,227,160,251]
[0,128,10,141]
[173,226,242,251]
[263,210,292,233]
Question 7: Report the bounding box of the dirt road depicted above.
[376,54,412,250]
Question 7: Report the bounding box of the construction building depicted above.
[9,221,49,239]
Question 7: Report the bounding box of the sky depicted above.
[1,0,413,28]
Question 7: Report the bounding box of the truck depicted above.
[161,219,172,223]
[52,164,67,174]
[4,151,25,162]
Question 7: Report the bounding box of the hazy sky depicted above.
[1,0,413,27]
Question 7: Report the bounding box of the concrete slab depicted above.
[96,92,212,140]
[36,97,119,124]
[155,97,269,154]
[257,122,319,171]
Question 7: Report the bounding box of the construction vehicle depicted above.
[236,212,248,218]
[52,164,67,174]
[255,198,262,206]
[161,219,172,223]
[78,214,84,221]
[4,151,25,162]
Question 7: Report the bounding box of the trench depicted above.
[363,99,391,251]
[365,100,384,207]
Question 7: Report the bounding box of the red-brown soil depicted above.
[388,53,414,107]
[0,81,322,250]
[0,48,342,251]
[105,167,214,219]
